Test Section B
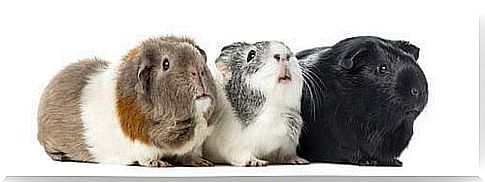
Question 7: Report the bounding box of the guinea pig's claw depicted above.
[245,158,268,167]
[184,157,214,167]
[288,156,310,165]
[357,158,403,167]
[146,159,173,168]
[387,159,403,167]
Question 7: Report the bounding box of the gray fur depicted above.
[217,41,278,126]
[38,36,218,167]
[118,36,217,149]
[209,41,309,166]
[283,111,303,144]
[37,58,109,162]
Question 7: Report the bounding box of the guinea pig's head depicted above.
[118,36,216,127]
[329,36,428,135]
[215,41,303,101]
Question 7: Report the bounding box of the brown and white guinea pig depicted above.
[37,36,217,167]
[203,41,309,167]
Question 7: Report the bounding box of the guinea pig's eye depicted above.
[377,64,388,74]
[247,50,256,62]
[162,58,170,71]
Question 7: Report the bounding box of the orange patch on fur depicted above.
[124,46,141,62]
[115,94,150,144]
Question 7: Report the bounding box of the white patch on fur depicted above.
[195,97,211,114]
[80,63,212,165]
[204,42,303,166]
[301,47,331,67]
[248,42,304,106]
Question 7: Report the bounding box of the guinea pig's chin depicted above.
[195,97,211,114]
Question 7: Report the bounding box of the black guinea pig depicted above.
[296,36,428,167]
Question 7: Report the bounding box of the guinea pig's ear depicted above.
[135,50,157,96]
[340,48,369,69]
[396,41,420,61]
[193,45,207,62]
[215,56,232,79]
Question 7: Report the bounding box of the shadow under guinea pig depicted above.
[296,36,428,167]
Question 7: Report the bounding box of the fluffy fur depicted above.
[204,41,308,166]
[296,36,428,166]
[38,36,217,167]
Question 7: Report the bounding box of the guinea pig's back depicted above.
[37,59,108,162]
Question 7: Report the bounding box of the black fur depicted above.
[297,36,428,167]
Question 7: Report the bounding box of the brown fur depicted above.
[38,35,217,167]
[37,58,109,162]
[125,46,141,63]
[115,36,217,149]
[115,96,150,144]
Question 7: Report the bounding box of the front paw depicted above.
[357,158,402,167]
[182,156,214,167]
[384,158,403,167]
[286,156,310,165]
[243,158,268,167]
[141,159,173,168]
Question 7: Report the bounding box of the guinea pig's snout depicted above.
[274,54,290,62]
[274,54,292,84]
[189,67,209,100]
[397,67,428,107]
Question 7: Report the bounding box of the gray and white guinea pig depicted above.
[37,36,217,167]
[203,41,309,167]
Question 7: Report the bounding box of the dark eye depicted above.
[377,64,388,73]
[162,58,170,71]
[247,50,256,62]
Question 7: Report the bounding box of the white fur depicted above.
[80,62,212,165]
[204,42,304,166]
[304,47,330,67]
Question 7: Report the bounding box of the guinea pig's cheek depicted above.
[288,62,303,80]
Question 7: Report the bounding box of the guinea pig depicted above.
[296,36,428,166]
[203,41,309,167]
[37,36,217,167]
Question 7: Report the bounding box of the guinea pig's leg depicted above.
[228,155,268,167]
[286,156,310,165]
[271,148,309,165]
[243,156,268,167]
[138,158,173,168]
[179,144,214,167]
[374,158,403,167]
[179,154,214,167]
[47,151,71,162]
[217,142,268,167]
[272,154,309,165]
[356,158,402,167]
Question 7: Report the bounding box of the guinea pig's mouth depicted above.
[278,75,292,84]
[195,93,210,100]
[404,109,420,118]
[277,65,292,84]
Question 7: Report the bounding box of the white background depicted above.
[0,0,481,178]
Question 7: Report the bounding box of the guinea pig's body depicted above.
[38,36,217,167]
[204,41,308,166]
[296,36,428,166]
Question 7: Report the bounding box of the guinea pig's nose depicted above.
[274,54,289,62]
[189,69,197,78]
[411,88,419,96]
